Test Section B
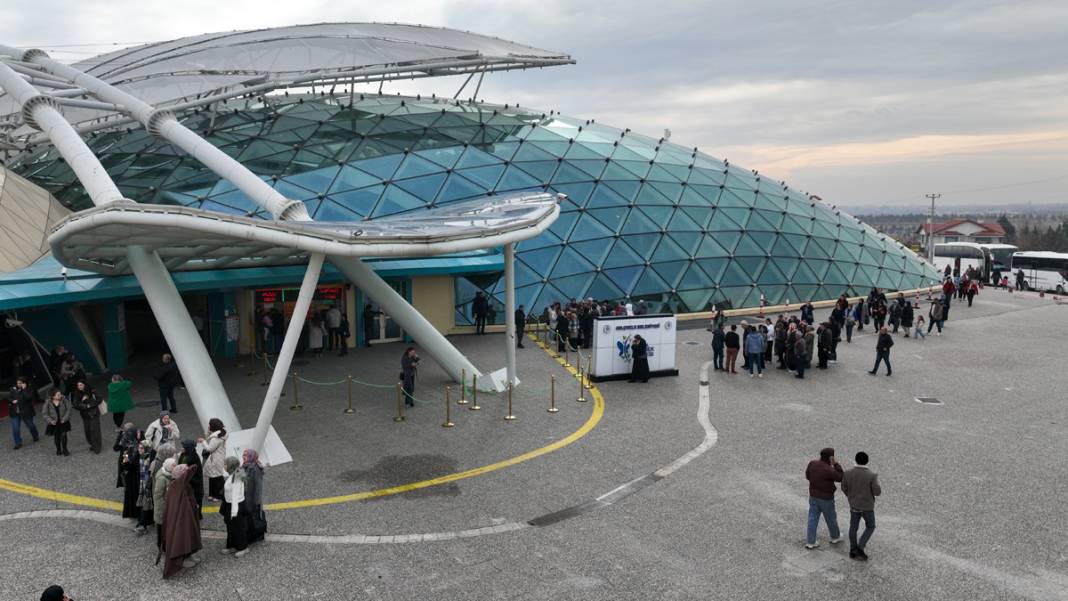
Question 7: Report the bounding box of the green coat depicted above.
[107,380,134,414]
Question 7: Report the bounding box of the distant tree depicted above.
[997,214,1016,243]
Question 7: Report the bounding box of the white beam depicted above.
[504,243,517,386]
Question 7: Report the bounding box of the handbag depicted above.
[98,400,108,415]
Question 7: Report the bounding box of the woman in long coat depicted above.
[628,335,650,383]
[200,418,228,502]
[113,423,142,518]
[160,463,202,578]
[178,439,204,518]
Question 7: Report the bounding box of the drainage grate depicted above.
[915,397,943,405]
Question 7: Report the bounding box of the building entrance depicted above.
[254,285,347,354]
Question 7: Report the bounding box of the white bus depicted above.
[1009,251,1068,293]
[933,242,1017,283]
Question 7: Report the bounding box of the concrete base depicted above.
[227,426,292,467]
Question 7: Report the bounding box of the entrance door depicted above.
[366,280,406,345]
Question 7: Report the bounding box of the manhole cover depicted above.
[683,341,703,346]
[915,397,943,405]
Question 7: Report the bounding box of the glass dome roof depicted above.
[11,94,941,312]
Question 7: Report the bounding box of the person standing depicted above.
[629,335,650,383]
[555,310,570,353]
[927,300,944,336]
[803,324,815,369]
[793,331,807,379]
[160,463,203,578]
[107,374,134,430]
[842,451,882,561]
[472,291,490,335]
[401,347,420,408]
[800,302,814,325]
[154,354,179,413]
[515,304,526,349]
[711,323,725,371]
[153,456,176,551]
[43,389,71,456]
[745,326,764,378]
[8,376,40,449]
[325,304,342,351]
[307,318,325,358]
[1016,268,1026,291]
[868,326,894,376]
[58,353,84,395]
[362,303,379,347]
[179,439,205,518]
[71,380,102,454]
[817,323,833,369]
[200,418,228,502]
[901,301,914,338]
[144,411,180,451]
[804,447,844,549]
[113,423,142,519]
[845,307,856,343]
[724,325,740,374]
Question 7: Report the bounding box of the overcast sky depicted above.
[3,0,1067,208]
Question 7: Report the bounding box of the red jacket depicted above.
[943,280,956,295]
[805,459,844,500]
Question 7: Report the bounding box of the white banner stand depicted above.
[590,314,679,381]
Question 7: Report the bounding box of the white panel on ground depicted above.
[227,426,292,467]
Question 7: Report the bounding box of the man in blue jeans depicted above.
[8,376,40,449]
[842,451,882,561]
[804,447,844,549]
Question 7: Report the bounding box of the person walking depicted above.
[43,389,71,456]
[745,326,764,378]
[145,411,180,451]
[200,418,228,502]
[154,354,179,413]
[927,300,944,336]
[325,304,342,351]
[805,447,844,549]
[401,347,419,408]
[724,324,740,374]
[629,335,650,383]
[710,323,725,371]
[134,439,155,534]
[868,326,894,376]
[900,301,914,338]
[763,322,774,364]
[966,279,979,307]
[8,376,40,449]
[472,291,490,335]
[160,462,203,578]
[71,380,102,454]
[107,374,134,430]
[515,304,526,349]
[1015,268,1026,291]
[114,423,142,519]
[842,451,882,561]
[914,315,927,340]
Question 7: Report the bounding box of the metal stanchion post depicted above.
[548,373,559,413]
[576,363,587,403]
[289,372,303,410]
[443,386,454,428]
[344,375,354,414]
[469,374,481,411]
[550,332,559,358]
[394,383,405,422]
[584,363,594,390]
[576,353,582,381]
[458,368,467,405]
[504,382,516,421]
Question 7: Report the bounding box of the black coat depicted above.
[514,308,525,327]
[711,329,725,351]
[472,295,490,317]
[7,386,37,418]
[155,361,179,388]
[876,333,894,353]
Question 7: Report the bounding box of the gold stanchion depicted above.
[576,363,587,403]
[394,382,406,422]
[442,386,455,428]
[289,372,303,410]
[563,343,571,367]
[584,363,594,390]
[576,353,583,380]
[469,374,481,411]
[549,331,559,358]
[457,368,467,405]
[344,375,355,414]
[548,373,559,413]
[504,382,516,421]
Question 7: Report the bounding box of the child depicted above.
[914,315,926,340]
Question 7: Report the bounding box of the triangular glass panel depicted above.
[393,154,445,180]
[647,164,682,183]
[551,246,597,278]
[394,172,447,200]
[719,260,753,287]
[513,160,558,183]
[793,261,820,284]
[551,161,595,185]
[677,264,712,291]
[620,209,660,236]
[569,159,608,178]
[604,265,643,294]
[513,143,558,162]
[631,268,670,296]
[696,258,728,280]
[670,232,703,255]
[457,165,504,189]
[550,183,595,209]
[602,239,646,269]
[569,239,613,266]
[584,272,625,301]
[622,233,661,257]
[603,179,641,201]
[496,166,542,192]
[332,165,383,192]
[638,205,674,224]
[651,236,688,263]
[636,183,673,206]
[695,235,729,259]
[370,185,426,218]
[677,289,714,313]
[415,146,465,169]
[680,206,713,228]
[436,174,487,204]
[548,210,579,240]
[569,213,617,243]
[518,245,562,273]
[651,261,689,288]
[587,184,629,209]
[454,147,501,170]
[587,207,628,233]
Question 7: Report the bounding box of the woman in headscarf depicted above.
[140,442,177,535]
[112,423,142,519]
[242,449,267,548]
[159,462,202,578]
[199,418,228,502]
[178,439,204,518]
[134,439,155,535]
[153,457,176,549]
[220,456,252,557]
[70,380,102,454]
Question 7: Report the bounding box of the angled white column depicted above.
[331,255,497,391]
[504,243,518,386]
[250,253,324,455]
[0,59,237,433]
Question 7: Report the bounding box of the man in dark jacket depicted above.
[793,332,807,379]
[805,447,844,549]
[154,354,179,413]
[800,302,814,326]
[869,326,894,376]
[842,451,882,561]
[9,376,40,449]
[723,325,740,374]
[401,347,420,408]
[514,304,526,349]
[472,292,490,336]
[817,323,833,369]
[710,323,725,371]
[555,311,570,353]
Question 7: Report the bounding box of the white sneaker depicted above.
[234,549,248,558]
[805,543,819,549]
[220,548,235,555]
[749,373,754,378]
[829,537,843,545]
[757,373,763,378]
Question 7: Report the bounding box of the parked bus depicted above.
[1009,251,1068,293]
[933,242,1017,283]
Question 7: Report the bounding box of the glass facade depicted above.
[12,94,941,316]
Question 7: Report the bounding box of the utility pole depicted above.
[925,193,941,262]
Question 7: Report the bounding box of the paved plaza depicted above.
[2,289,1067,600]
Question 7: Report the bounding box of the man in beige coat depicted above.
[841,451,882,561]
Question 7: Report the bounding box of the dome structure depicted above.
[10,94,941,319]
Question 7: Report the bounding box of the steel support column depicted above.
[504,243,518,386]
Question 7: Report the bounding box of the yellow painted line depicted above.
[0,334,603,513]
